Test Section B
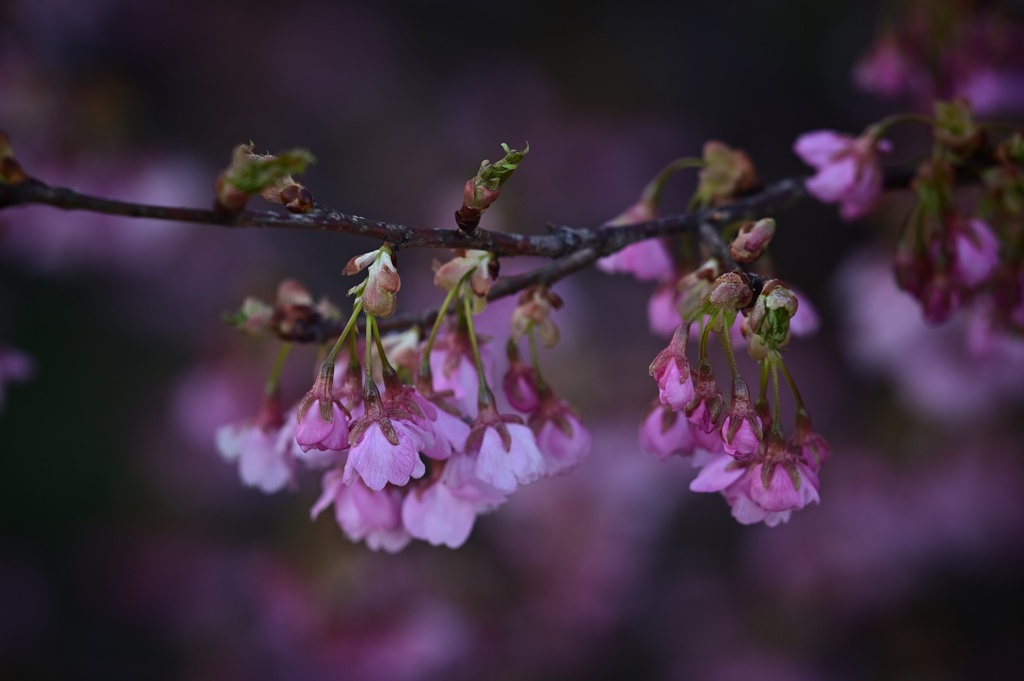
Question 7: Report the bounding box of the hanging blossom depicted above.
[793,129,892,221]
[216,393,297,494]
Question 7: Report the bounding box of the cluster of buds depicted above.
[213,143,315,217]
[643,272,828,527]
[894,101,1005,324]
[454,143,528,232]
[223,279,340,340]
[217,235,589,550]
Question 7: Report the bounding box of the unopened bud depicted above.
[693,141,759,208]
[510,285,563,348]
[746,279,798,355]
[676,259,722,319]
[223,296,274,336]
[262,182,314,214]
[0,131,27,185]
[361,245,401,317]
[730,218,775,263]
[708,272,754,310]
[455,143,528,231]
[277,279,314,307]
[933,98,983,158]
[214,143,315,217]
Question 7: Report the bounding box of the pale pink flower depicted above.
[429,332,493,420]
[473,423,545,493]
[502,350,540,413]
[409,391,469,460]
[0,345,34,411]
[952,218,1000,287]
[529,397,591,475]
[312,470,411,553]
[639,402,695,460]
[597,239,675,282]
[647,284,682,338]
[401,453,506,548]
[793,130,892,221]
[343,389,432,491]
[597,200,675,282]
[216,420,295,493]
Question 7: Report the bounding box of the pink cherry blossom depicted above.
[429,332,493,420]
[720,415,762,459]
[473,423,545,493]
[647,284,682,337]
[748,460,820,514]
[343,412,430,491]
[952,218,1000,287]
[793,130,892,221]
[401,454,506,548]
[216,420,295,493]
[410,392,469,460]
[639,403,695,460]
[312,470,411,553]
[597,239,675,282]
[648,325,694,412]
[295,399,350,453]
[530,398,591,476]
[502,356,540,413]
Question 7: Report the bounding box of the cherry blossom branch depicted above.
[0,174,809,259]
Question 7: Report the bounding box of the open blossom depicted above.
[343,387,432,491]
[429,331,493,420]
[312,470,411,553]
[216,417,295,493]
[409,391,469,461]
[689,450,819,527]
[470,419,545,493]
[793,130,892,221]
[952,218,1000,287]
[639,402,695,460]
[529,395,591,476]
[401,453,506,549]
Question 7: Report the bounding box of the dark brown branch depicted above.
[0,175,808,259]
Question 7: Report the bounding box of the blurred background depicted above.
[2,0,1024,678]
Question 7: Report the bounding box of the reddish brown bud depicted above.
[730,218,775,263]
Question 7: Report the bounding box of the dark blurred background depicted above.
[2,0,1024,679]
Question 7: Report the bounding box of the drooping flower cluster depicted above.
[216,241,590,551]
[641,274,828,527]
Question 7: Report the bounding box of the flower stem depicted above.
[420,285,459,376]
[716,315,740,382]
[869,112,936,137]
[528,327,548,393]
[370,315,396,377]
[770,356,784,437]
[642,157,705,206]
[264,342,292,396]
[777,357,805,412]
[364,313,375,381]
[327,301,363,363]
[463,284,493,403]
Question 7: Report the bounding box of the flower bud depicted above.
[504,341,540,413]
[746,280,798,355]
[455,143,528,231]
[685,356,723,434]
[361,245,401,318]
[730,218,775,263]
[0,131,27,185]
[510,285,562,348]
[676,259,722,320]
[708,272,754,311]
[214,143,315,217]
[692,141,759,208]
